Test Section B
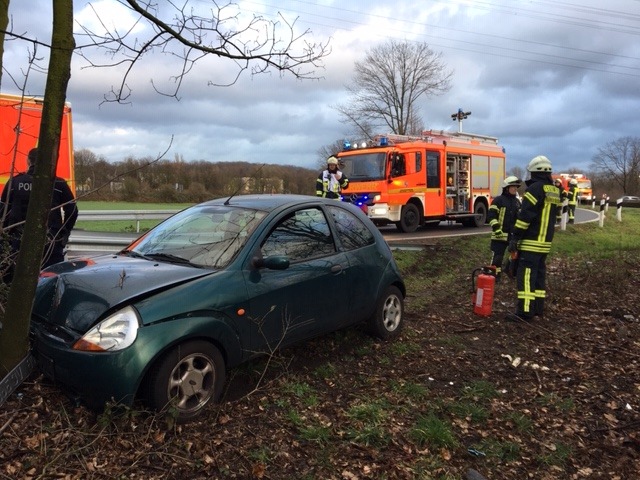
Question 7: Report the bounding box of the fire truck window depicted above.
[391,154,406,177]
[416,152,422,172]
[426,151,440,188]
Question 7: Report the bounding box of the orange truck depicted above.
[553,173,593,202]
[0,92,75,192]
[336,130,506,232]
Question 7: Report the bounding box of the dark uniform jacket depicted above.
[1,166,78,242]
[488,190,520,242]
[513,174,561,254]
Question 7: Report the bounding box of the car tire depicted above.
[368,285,404,340]
[147,340,225,422]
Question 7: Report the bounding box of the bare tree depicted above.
[0,0,329,382]
[335,39,452,137]
[590,137,640,195]
[77,0,331,102]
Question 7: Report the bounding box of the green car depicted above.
[31,194,405,422]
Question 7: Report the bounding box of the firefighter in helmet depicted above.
[487,175,521,281]
[316,156,349,199]
[506,155,561,322]
[554,178,567,224]
[567,178,579,223]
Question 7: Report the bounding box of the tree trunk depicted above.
[0,0,75,377]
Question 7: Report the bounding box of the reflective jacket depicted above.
[567,185,579,205]
[316,169,349,199]
[513,174,561,254]
[488,189,520,242]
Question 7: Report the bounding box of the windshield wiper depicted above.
[144,252,201,267]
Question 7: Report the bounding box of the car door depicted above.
[327,205,380,325]
[244,206,350,353]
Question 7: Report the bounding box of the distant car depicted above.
[617,195,640,205]
[31,195,405,421]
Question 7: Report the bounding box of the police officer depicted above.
[316,156,349,199]
[488,175,521,281]
[567,178,579,224]
[506,155,561,322]
[1,148,78,273]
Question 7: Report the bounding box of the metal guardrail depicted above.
[77,209,179,232]
[68,210,179,254]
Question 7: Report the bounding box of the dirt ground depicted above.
[0,251,639,479]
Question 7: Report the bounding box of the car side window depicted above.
[328,206,375,251]
[261,207,336,261]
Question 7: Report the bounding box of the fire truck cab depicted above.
[336,130,506,233]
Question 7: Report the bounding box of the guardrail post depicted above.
[560,198,568,231]
[616,199,623,222]
[599,199,606,227]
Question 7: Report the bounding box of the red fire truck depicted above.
[336,130,506,232]
[0,92,75,192]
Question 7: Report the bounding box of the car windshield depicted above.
[128,205,267,269]
[339,152,387,180]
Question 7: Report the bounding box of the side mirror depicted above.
[251,255,290,270]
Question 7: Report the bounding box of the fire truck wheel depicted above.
[367,285,404,341]
[463,202,488,227]
[396,204,420,233]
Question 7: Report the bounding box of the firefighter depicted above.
[567,178,579,223]
[506,155,561,322]
[316,156,349,199]
[1,148,78,277]
[488,175,521,281]
[554,178,567,224]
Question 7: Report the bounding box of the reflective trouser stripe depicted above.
[517,267,535,313]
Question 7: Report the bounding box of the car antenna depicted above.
[224,163,267,205]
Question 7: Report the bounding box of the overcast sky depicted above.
[4,0,640,174]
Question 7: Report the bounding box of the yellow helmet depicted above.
[569,178,578,185]
[327,156,339,166]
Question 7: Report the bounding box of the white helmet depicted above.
[527,155,552,173]
[327,156,339,166]
[502,176,521,188]
[569,178,578,185]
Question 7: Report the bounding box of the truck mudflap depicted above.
[0,353,36,406]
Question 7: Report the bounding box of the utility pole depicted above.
[451,108,471,133]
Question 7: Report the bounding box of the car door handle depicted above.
[330,264,343,274]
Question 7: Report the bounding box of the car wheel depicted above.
[148,340,225,422]
[368,285,404,340]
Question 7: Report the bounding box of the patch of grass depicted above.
[448,401,489,424]
[389,380,429,402]
[434,335,465,351]
[460,380,499,403]
[538,442,572,467]
[247,446,273,463]
[536,393,575,412]
[298,424,332,444]
[477,438,521,462]
[409,413,459,449]
[505,411,534,434]
[281,380,315,398]
[344,400,391,447]
[389,340,421,356]
[313,362,337,379]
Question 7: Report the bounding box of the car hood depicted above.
[32,254,213,333]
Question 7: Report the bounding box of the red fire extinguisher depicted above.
[471,266,497,317]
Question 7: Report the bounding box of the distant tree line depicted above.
[74,149,318,203]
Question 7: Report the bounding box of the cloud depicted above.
[3,0,639,175]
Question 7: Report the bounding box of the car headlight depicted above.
[73,306,140,352]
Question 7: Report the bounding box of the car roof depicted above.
[199,194,353,212]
